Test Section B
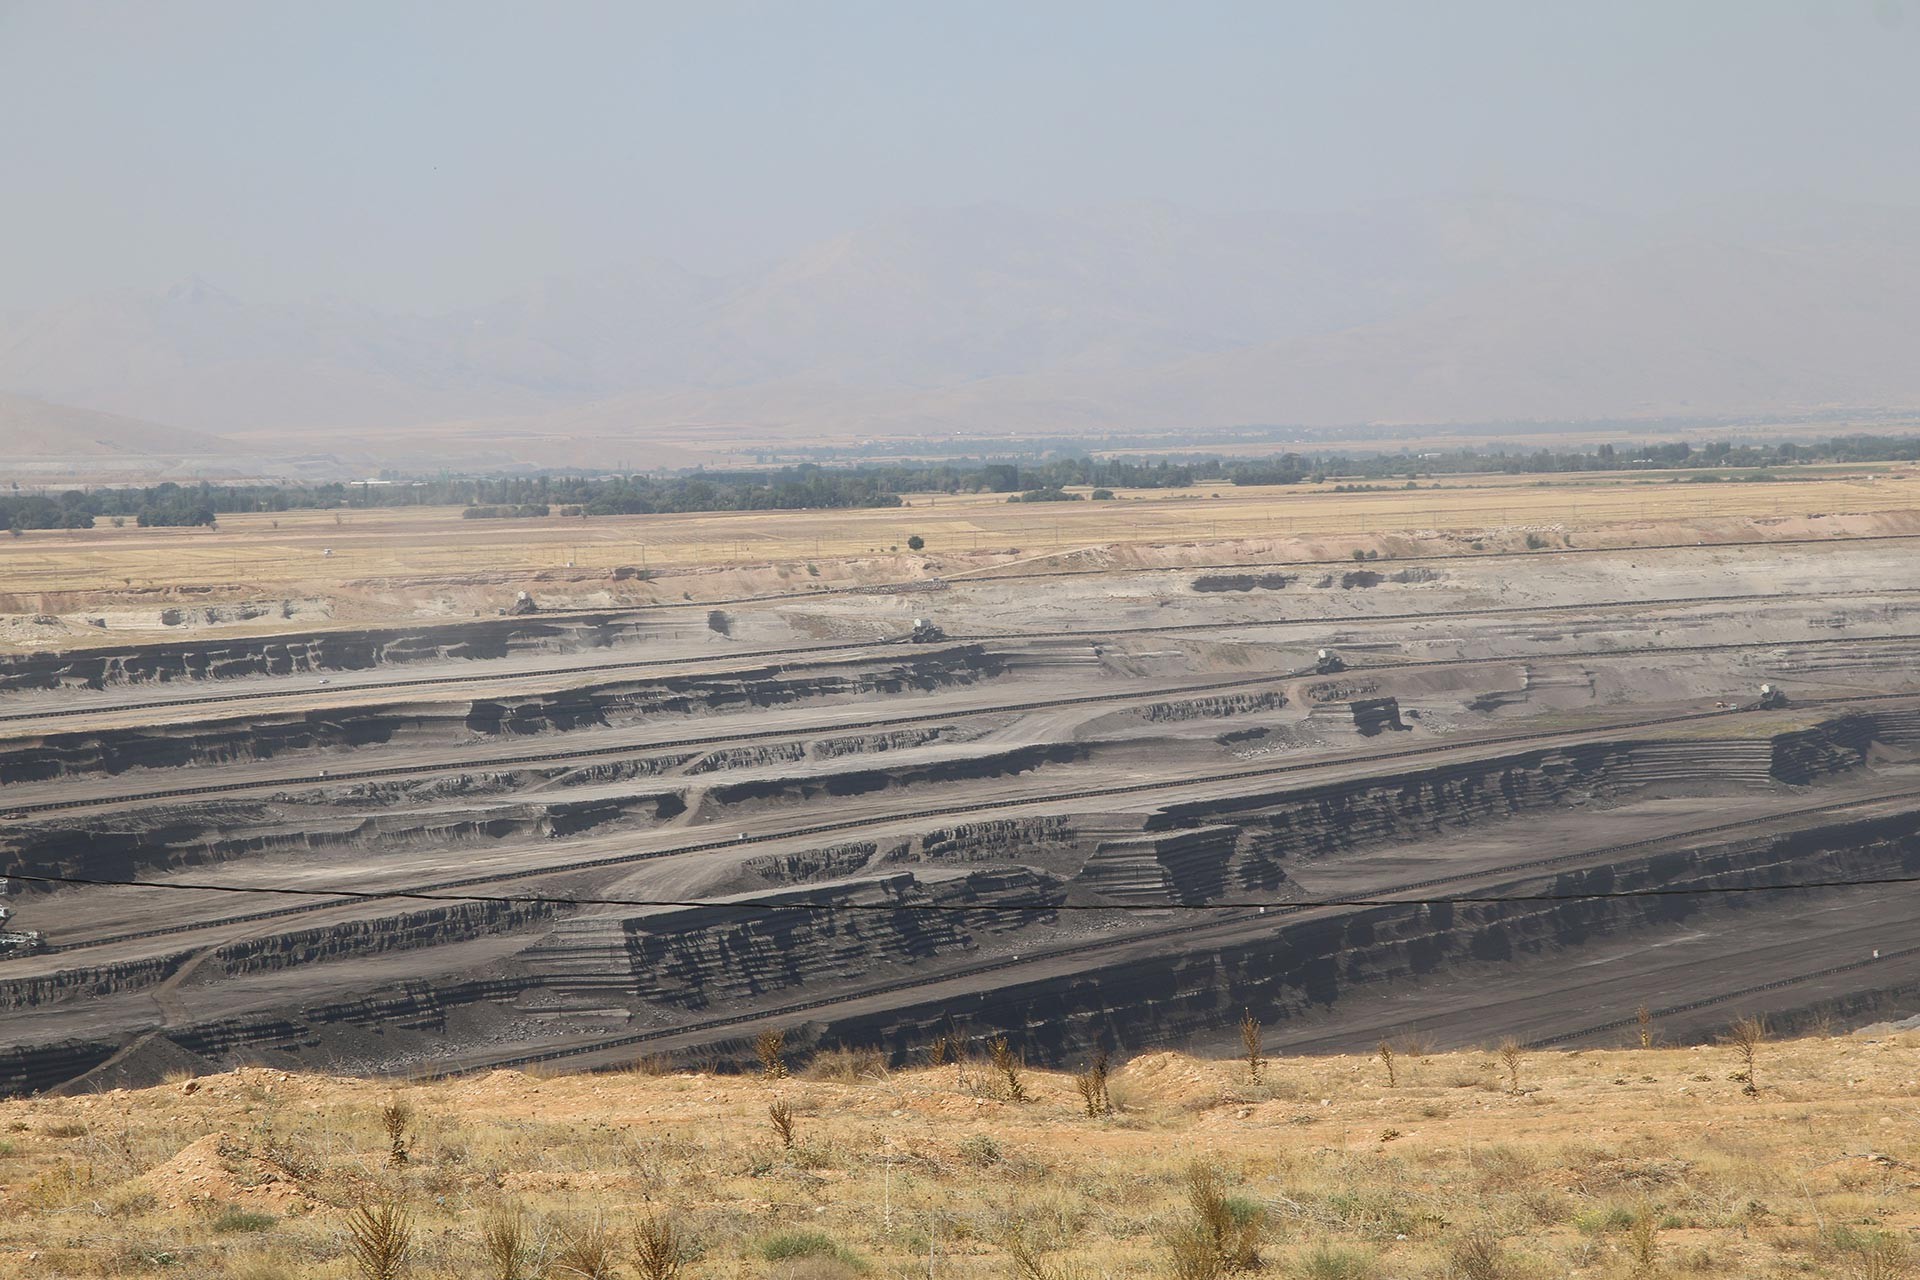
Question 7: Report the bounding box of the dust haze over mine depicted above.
[5,0,1920,1099]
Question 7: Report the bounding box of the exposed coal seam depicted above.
[13,866,1920,913]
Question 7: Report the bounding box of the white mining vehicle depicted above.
[0,879,45,957]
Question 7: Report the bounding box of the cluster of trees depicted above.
[1,483,219,532]
[1222,434,1920,485]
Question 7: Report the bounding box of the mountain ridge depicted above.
[4,196,1917,454]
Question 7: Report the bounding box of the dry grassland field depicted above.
[0,468,1912,620]
[5,1037,1920,1279]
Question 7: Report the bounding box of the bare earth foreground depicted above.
[6,1036,1920,1278]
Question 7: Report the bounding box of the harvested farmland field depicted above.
[4,472,1920,1109]
[0,466,1911,610]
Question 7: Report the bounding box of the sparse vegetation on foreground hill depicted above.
[4,1035,1920,1278]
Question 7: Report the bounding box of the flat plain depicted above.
[0,466,1909,616]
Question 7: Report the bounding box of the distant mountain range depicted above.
[0,391,234,458]
[2,196,1916,464]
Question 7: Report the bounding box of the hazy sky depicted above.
[2,0,1916,312]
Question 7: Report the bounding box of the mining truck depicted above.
[0,882,43,957]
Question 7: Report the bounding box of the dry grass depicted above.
[3,467,1913,612]
[5,1034,1920,1277]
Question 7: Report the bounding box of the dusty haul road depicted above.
[5,510,1920,1092]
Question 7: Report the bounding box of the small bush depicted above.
[1498,1040,1523,1093]
[380,1100,412,1167]
[907,535,925,550]
[212,1208,278,1234]
[1296,1244,1379,1279]
[554,1216,618,1280]
[759,1230,865,1269]
[756,1028,788,1080]
[1240,1011,1265,1085]
[958,1134,1003,1166]
[482,1208,540,1280]
[989,1036,1030,1102]
[1724,1015,1766,1096]
[805,1046,886,1083]
[1170,1161,1262,1279]
[633,1212,686,1280]
[345,1199,412,1280]
[769,1098,796,1149]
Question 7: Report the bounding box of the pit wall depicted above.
[6,709,1909,902]
[0,871,1060,1093]
[523,868,1059,1009]
[0,614,655,693]
[1177,710,1918,891]
[0,646,1003,782]
[5,809,1917,1095]
[806,810,1920,1067]
[0,901,556,1012]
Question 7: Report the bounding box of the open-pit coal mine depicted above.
[6,528,1920,1094]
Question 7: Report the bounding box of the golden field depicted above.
[4,1034,1920,1279]
[0,467,1914,608]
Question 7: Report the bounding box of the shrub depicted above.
[1724,1015,1766,1096]
[768,1098,796,1149]
[380,1100,412,1167]
[756,1028,788,1080]
[1170,1161,1262,1280]
[907,535,924,550]
[989,1036,1030,1102]
[759,1231,864,1269]
[1498,1040,1523,1093]
[958,1134,1002,1166]
[633,1212,686,1280]
[1296,1245,1379,1279]
[211,1208,277,1233]
[1074,1049,1114,1117]
[554,1217,619,1280]
[481,1208,540,1280]
[805,1046,886,1082]
[1447,1227,1511,1280]
[345,1199,412,1280]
